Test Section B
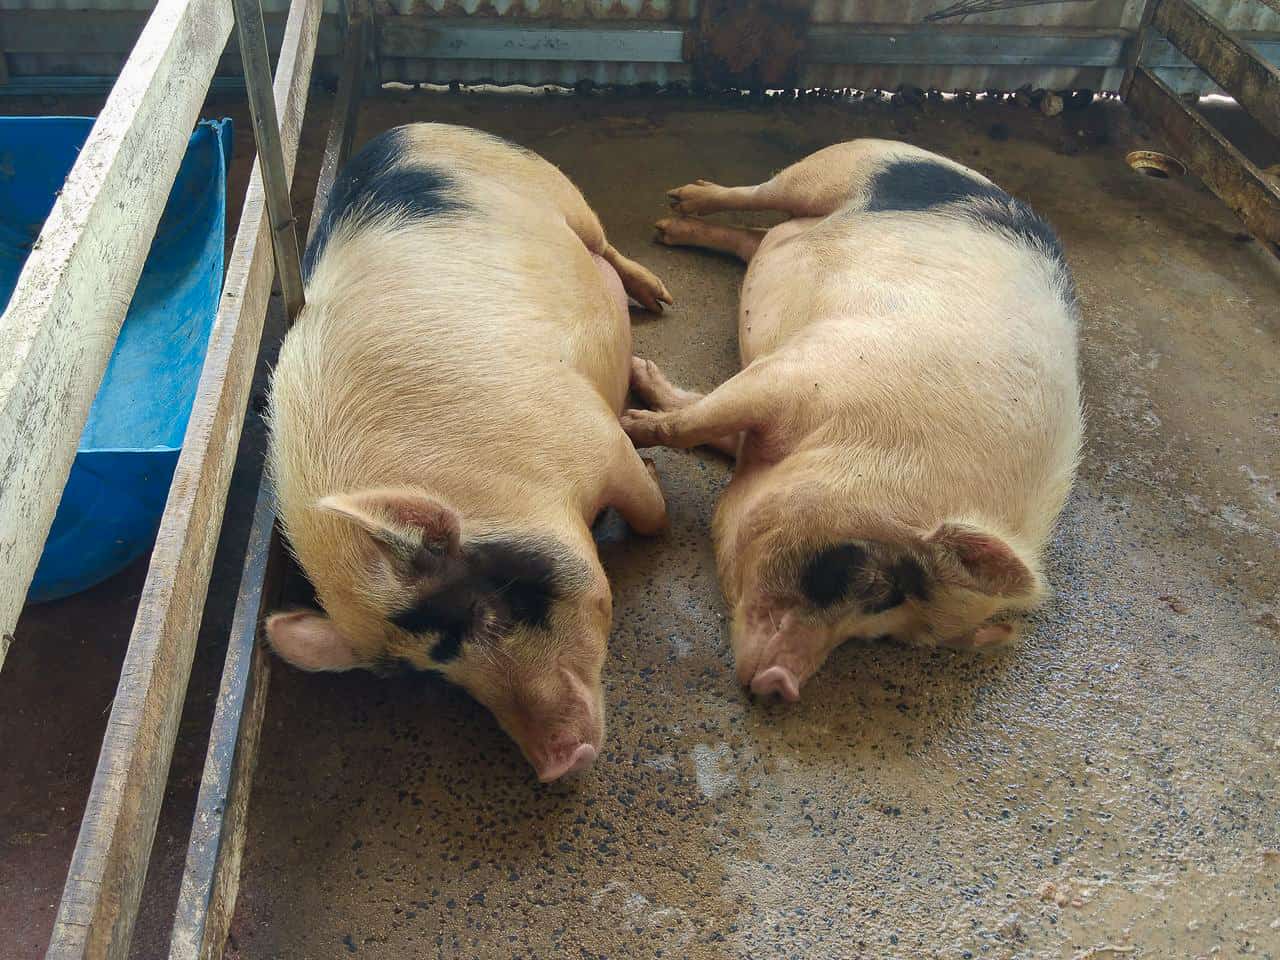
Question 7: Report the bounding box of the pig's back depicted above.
[269,125,628,520]
[745,154,1080,546]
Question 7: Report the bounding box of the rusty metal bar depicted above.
[1129,65,1280,253]
[1152,0,1280,142]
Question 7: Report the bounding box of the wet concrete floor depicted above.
[3,90,1278,959]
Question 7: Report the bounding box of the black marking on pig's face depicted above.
[799,541,931,615]
[390,590,475,663]
[386,537,576,669]
[303,125,467,278]
[801,543,869,608]
[863,159,1067,273]
[468,540,558,630]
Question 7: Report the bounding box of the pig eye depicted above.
[498,577,554,629]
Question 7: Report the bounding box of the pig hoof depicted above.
[620,409,671,448]
[629,356,668,405]
[653,216,700,248]
[617,260,672,313]
[750,666,801,703]
[666,180,720,215]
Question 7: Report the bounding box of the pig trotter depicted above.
[667,179,726,216]
[603,244,672,313]
[654,217,765,262]
[630,356,702,412]
[620,408,675,448]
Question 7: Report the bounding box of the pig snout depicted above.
[501,665,605,783]
[749,665,801,703]
[533,738,599,783]
[732,611,831,704]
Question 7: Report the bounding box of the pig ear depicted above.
[265,611,361,671]
[927,522,1036,598]
[318,488,461,578]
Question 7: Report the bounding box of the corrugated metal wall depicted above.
[1,0,1277,94]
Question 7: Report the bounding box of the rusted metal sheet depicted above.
[802,60,1120,89]
[373,0,696,19]
[378,20,684,60]
[378,55,687,83]
[807,0,1147,28]
[691,0,808,89]
[1152,0,1280,141]
[1128,65,1280,254]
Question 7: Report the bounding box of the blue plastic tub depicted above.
[0,117,233,603]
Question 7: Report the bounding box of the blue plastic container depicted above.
[0,117,233,603]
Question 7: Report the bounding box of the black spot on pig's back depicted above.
[304,125,465,277]
[865,159,1005,213]
[863,158,1065,266]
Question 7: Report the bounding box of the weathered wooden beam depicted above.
[1153,0,1280,141]
[167,3,368,956]
[44,0,322,954]
[1129,66,1280,253]
[0,0,234,669]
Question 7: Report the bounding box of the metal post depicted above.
[232,0,306,322]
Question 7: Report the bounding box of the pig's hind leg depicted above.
[653,217,765,264]
[630,357,740,457]
[601,245,674,314]
[493,146,672,312]
[668,141,885,218]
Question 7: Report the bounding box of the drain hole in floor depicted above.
[1126,150,1186,179]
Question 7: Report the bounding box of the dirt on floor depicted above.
[2,89,1278,960]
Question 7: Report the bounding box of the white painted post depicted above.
[0,0,234,667]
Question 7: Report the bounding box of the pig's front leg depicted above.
[602,244,673,314]
[630,357,740,458]
[601,435,668,534]
[622,361,786,456]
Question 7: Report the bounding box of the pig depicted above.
[625,138,1081,702]
[264,123,672,781]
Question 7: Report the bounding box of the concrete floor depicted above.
[3,90,1279,959]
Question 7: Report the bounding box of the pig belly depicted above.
[592,252,628,317]
[737,218,822,363]
[591,252,632,411]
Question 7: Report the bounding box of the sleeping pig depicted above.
[627,138,1081,702]
[265,123,672,781]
